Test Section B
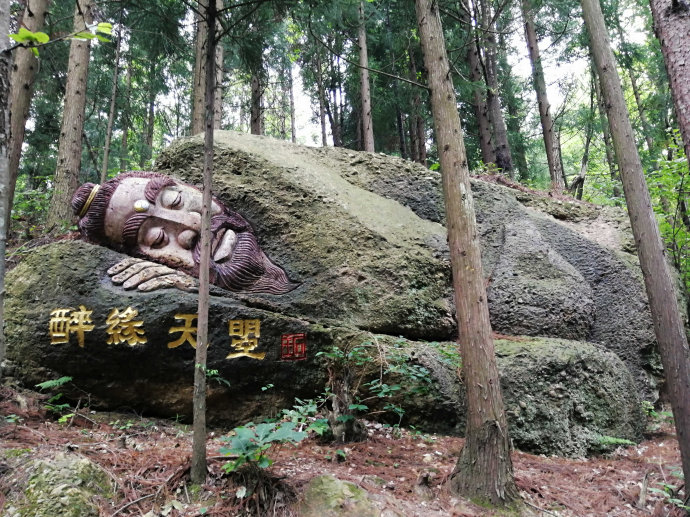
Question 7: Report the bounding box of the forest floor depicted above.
[0,384,687,517]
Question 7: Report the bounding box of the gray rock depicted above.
[3,131,660,454]
[14,453,110,517]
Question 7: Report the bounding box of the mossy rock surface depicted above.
[3,132,660,453]
[299,475,380,517]
[16,453,110,517]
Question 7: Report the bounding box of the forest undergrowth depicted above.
[0,384,686,516]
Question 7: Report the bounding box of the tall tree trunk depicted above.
[583,0,690,488]
[315,52,328,146]
[358,1,374,152]
[479,0,513,177]
[101,21,123,184]
[396,108,407,159]
[570,75,596,199]
[46,0,93,229]
[650,0,690,175]
[289,65,296,143]
[468,37,496,167]
[191,0,208,135]
[521,0,564,189]
[409,53,425,164]
[191,0,222,134]
[120,56,132,172]
[0,0,11,380]
[191,0,216,485]
[8,0,48,229]
[415,0,519,505]
[416,111,427,165]
[250,71,262,135]
[592,63,620,194]
[140,62,157,167]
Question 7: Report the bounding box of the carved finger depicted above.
[110,260,159,285]
[122,265,177,290]
[107,257,144,276]
[138,273,198,292]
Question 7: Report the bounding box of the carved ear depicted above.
[72,183,97,217]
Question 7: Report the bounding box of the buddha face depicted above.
[73,172,296,295]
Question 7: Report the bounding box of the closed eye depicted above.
[149,227,167,248]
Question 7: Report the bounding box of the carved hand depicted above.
[107,258,198,292]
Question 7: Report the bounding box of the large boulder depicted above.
[3,131,659,454]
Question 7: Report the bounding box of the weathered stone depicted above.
[3,131,661,455]
[299,475,380,517]
[14,453,110,517]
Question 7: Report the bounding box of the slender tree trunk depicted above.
[140,62,157,167]
[213,3,223,131]
[479,0,513,177]
[396,108,407,159]
[358,1,374,152]
[192,0,222,134]
[592,64,621,193]
[521,0,564,189]
[650,0,690,175]
[101,21,123,184]
[583,0,690,488]
[191,0,217,485]
[120,56,132,172]
[468,37,496,167]
[8,0,48,229]
[250,71,262,135]
[315,52,328,146]
[416,112,427,165]
[289,66,296,143]
[409,53,426,164]
[415,0,519,505]
[570,76,596,199]
[0,0,11,380]
[46,0,93,229]
[191,0,208,135]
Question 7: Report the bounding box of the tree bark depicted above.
[140,61,157,167]
[468,37,496,167]
[358,1,374,152]
[120,56,132,172]
[289,65,296,143]
[192,0,222,135]
[478,0,513,177]
[315,51,328,146]
[250,71,262,135]
[46,0,93,229]
[8,0,48,229]
[570,75,596,199]
[0,0,11,380]
[583,0,690,488]
[415,0,519,506]
[591,64,620,188]
[521,0,564,189]
[650,0,690,175]
[191,0,217,485]
[101,21,123,184]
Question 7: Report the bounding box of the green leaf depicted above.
[96,35,111,43]
[73,31,96,40]
[96,22,113,35]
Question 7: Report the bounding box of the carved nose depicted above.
[177,229,198,250]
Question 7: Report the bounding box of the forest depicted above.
[3,0,690,291]
[3,0,690,514]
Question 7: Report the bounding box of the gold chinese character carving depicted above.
[168,313,198,349]
[105,307,147,346]
[49,305,95,348]
[227,319,264,360]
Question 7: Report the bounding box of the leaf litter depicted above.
[0,385,686,516]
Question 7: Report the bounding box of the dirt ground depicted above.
[0,384,686,516]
